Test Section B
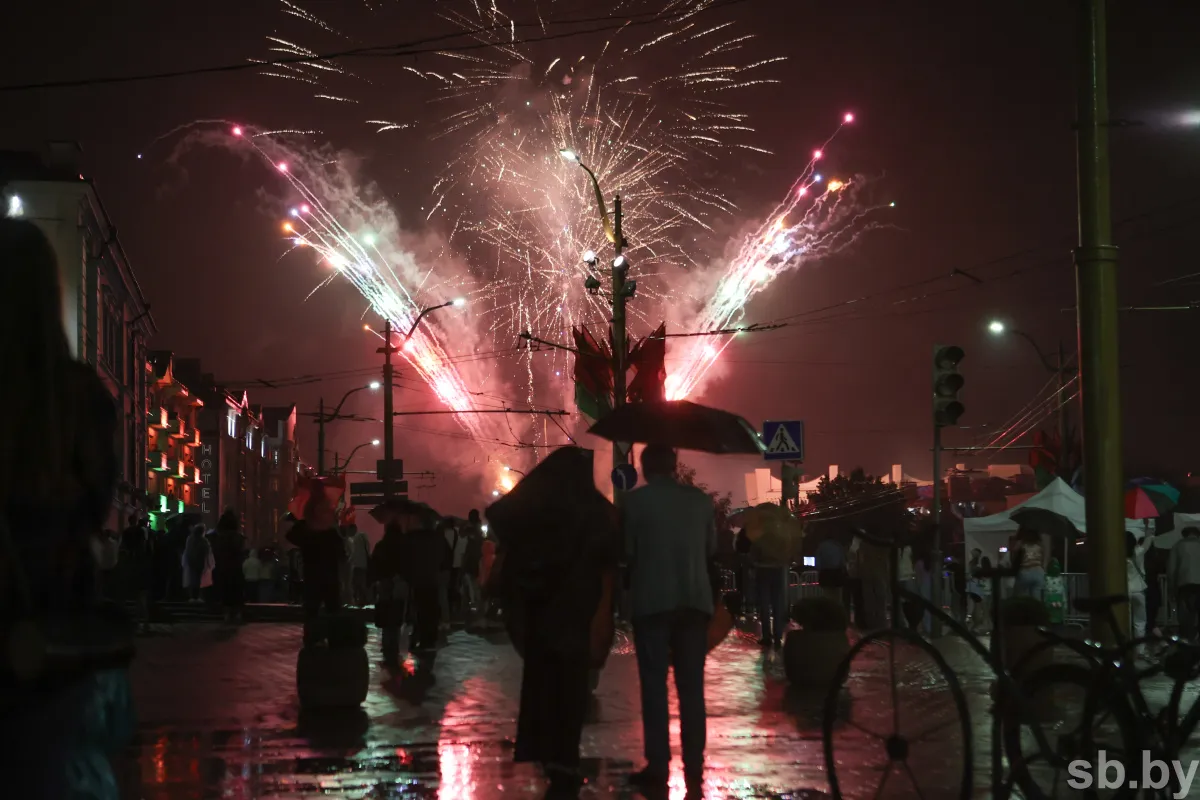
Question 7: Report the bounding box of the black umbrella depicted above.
[369,496,439,526]
[1010,507,1078,540]
[587,400,766,455]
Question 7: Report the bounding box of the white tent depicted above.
[1152,513,1200,549]
[964,477,1145,557]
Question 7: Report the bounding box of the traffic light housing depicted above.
[932,345,965,427]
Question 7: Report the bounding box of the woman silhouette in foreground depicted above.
[0,219,134,798]
[486,447,618,797]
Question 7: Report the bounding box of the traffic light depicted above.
[932,345,965,427]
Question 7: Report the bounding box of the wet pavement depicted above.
[118,620,1198,799]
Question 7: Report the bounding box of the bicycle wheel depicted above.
[823,627,973,799]
[1002,662,1140,800]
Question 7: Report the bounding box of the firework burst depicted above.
[264,0,783,412]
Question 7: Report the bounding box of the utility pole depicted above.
[1076,0,1126,642]
[317,398,327,476]
[379,319,398,500]
[611,194,630,481]
[1057,340,1070,473]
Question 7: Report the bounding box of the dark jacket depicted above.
[401,527,451,588]
[370,527,406,584]
[286,522,344,589]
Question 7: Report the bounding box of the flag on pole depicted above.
[572,326,613,421]
[627,323,667,403]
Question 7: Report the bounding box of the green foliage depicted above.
[1000,596,1050,627]
[806,467,887,507]
[790,596,849,631]
[804,467,911,541]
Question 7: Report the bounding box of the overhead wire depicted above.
[0,0,754,93]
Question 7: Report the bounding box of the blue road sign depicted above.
[611,462,639,491]
[762,420,804,462]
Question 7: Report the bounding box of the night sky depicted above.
[4,0,1200,517]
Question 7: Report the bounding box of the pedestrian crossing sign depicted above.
[762,420,804,462]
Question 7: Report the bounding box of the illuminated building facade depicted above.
[144,353,203,531]
[173,360,301,546]
[1,143,155,528]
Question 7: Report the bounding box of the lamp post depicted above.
[560,148,632,487]
[311,382,381,475]
[331,439,380,475]
[375,298,466,499]
[503,465,526,478]
[987,321,1074,471]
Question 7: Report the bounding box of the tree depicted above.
[804,467,911,541]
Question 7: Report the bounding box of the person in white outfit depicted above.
[1125,530,1151,655]
[242,548,263,603]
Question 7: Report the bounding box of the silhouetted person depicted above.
[402,516,451,650]
[371,518,410,666]
[287,489,345,644]
[488,446,618,796]
[0,219,135,798]
[212,508,246,623]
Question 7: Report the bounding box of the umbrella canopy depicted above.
[1125,486,1177,520]
[1010,507,1078,540]
[587,400,765,455]
[728,503,803,563]
[369,496,439,526]
[1128,478,1182,503]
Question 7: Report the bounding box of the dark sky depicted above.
[4,0,1200,515]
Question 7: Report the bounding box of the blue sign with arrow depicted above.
[762,420,804,462]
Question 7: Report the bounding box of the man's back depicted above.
[624,477,716,618]
[1169,537,1200,589]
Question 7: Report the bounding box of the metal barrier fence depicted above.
[938,571,1178,628]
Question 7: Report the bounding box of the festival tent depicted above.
[964,477,1145,556]
[1151,512,1200,549]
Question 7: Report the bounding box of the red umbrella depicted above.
[1124,486,1175,520]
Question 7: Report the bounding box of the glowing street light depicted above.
[987,320,1006,335]
[452,297,467,307]
[369,380,382,390]
[558,148,579,163]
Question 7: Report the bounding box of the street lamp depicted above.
[503,465,526,477]
[986,320,1059,374]
[375,298,467,499]
[561,146,631,489]
[331,439,381,474]
[313,383,381,475]
[986,319,1075,473]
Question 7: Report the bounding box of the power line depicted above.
[0,0,752,93]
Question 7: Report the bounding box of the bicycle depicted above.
[1002,592,1200,799]
[821,526,1053,800]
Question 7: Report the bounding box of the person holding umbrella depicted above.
[486,447,618,796]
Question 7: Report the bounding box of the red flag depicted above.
[627,323,667,403]
[289,474,346,519]
[572,326,614,420]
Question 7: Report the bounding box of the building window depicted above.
[245,428,253,450]
[101,294,121,374]
[227,409,237,439]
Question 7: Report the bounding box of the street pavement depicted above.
[116,619,1197,799]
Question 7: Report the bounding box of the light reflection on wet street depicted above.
[121,622,998,798]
